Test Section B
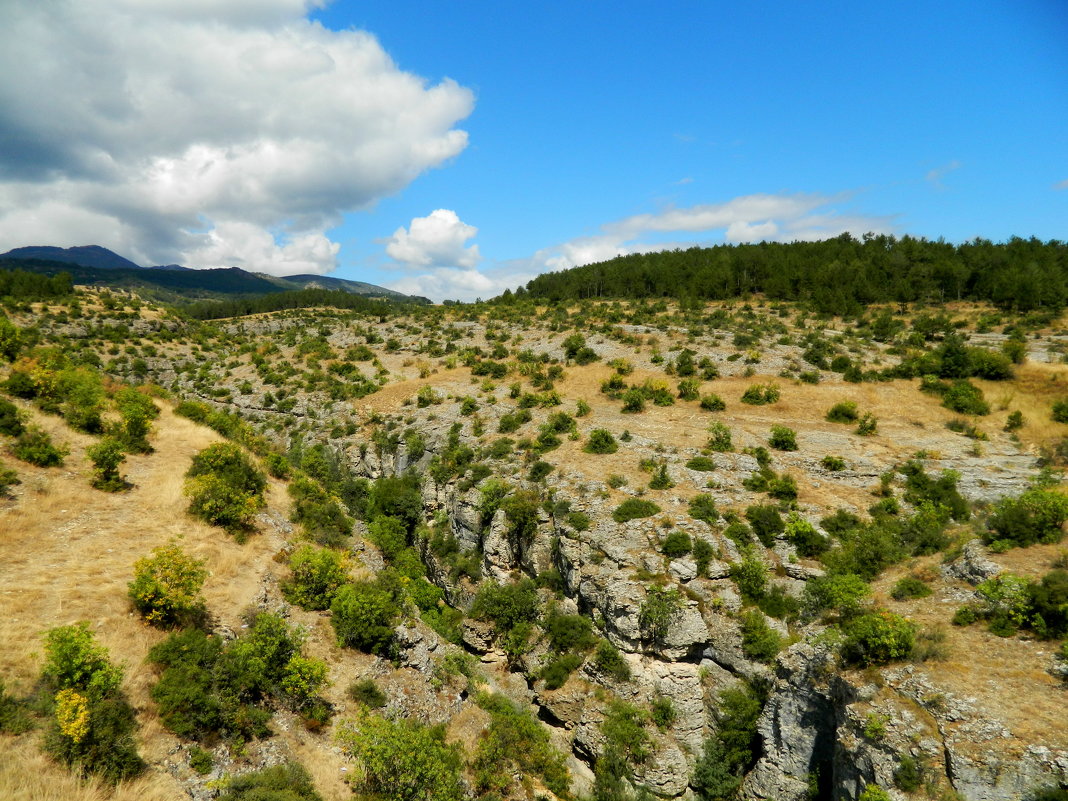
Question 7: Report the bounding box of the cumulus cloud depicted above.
[381,209,508,301]
[0,0,473,274]
[529,192,896,273]
[385,209,480,269]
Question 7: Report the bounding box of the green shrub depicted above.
[612,498,661,522]
[540,653,584,689]
[594,640,631,681]
[855,412,878,436]
[0,397,25,436]
[367,515,407,560]
[11,426,67,466]
[687,493,718,524]
[87,437,127,491]
[128,545,207,628]
[638,586,682,642]
[471,693,571,798]
[1028,569,1068,639]
[584,428,618,454]
[348,678,387,708]
[741,383,780,405]
[825,401,859,423]
[112,387,157,453]
[730,552,768,601]
[662,530,693,558]
[746,504,785,546]
[289,477,353,546]
[802,573,871,618]
[283,545,348,610]
[651,696,677,730]
[1005,410,1025,432]
[707,421,733,452]
[858,785,892,801]
[785,515,829,557]
[186,443,266,535]
[821,454,846,471]
[528,460,553,481]
[700,393,726,411]
[217,762,323,801]
[336,712,464,801]
[893,755,925,792]
[842,610,916,666]
[331,581,399,654]
[739,609,782,662]
[648,462,674,489]
[942,379,989,415]
[620,387,646,413]
[470,579,540,635]
[677,378,701,401]
[768,424,798,451]
[41,624,144,783]
[1052,399,1068,424]
[189,746,213,775]
[987,489,1068,548]
[567,510,591,531]
[686,455,717,471]
[890,576,932,601]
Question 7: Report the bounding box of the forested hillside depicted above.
[519,235,1067,314]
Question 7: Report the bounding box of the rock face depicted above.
[941,539,1002,585]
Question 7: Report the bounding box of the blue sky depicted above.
[0,0,1065,299]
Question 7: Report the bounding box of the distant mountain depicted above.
[4,245,143,271]
[0,244,425,304]
[265,273,416,302]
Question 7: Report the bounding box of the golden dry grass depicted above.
[0,403,352,800]
[874,552,1068,751]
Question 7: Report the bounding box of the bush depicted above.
[662,530,693,558]
[283,545,348,610]
[707,421,733,452]
[890,576,932,601]
[613,497,661,522]
[289,477,353,546]
[87,437,127,491]
[584,428,618,454]
[700,393,726,411]
[331,581,399,654]
[855,412,878,436]
[686,455,717,471]
[746,504,785,546]
[0,397,24,436]
[821,454,846,471]
[785,515,829,557]
[11,426,67,466]
[540,653,584,689]
[986,489,1068,548]
[730,552,768,601]
[638,586,682,642]
[942,379,989,415]
[825,401,859,423]
[620,387,645,413]
[1052,399,1068,424]
[128,545,207,628]
[739,609,782,662]
[348,677,387,708]
[186,443,266,535]
[470,579,540,635]
[217,763,323,801]
[41,624,144,783]
[336,712,465,801]
[188,443,265,496]
[803,573,871,618]
[741,383,780,405]
[842,610,916,666]
[768,424,798,451]
[648,462,674,489]
[594,640,631,681]
[471,693,571,798]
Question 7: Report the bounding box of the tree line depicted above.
[516,234,1067,314]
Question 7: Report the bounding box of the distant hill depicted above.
[0,244,424,304]
[4,245,143,271]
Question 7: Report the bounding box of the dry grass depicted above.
[874,552,1068,751]
[0,738,184,801]
[0,403,352,800]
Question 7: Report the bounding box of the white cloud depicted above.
[1054,178,1068,191]
[0,0,473,275]
[528,192,896,273]
[925,160,962,189]
[385,209,480,269]
[386,265,537,303]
